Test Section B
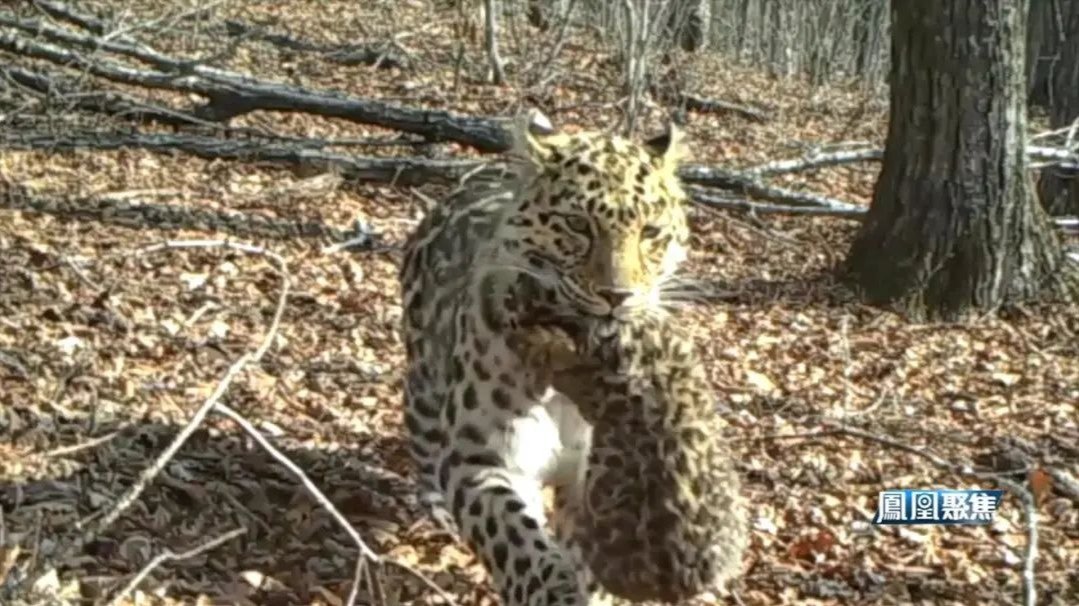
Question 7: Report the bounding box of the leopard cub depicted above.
[545,312,749,604]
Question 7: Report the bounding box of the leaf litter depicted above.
[0,1,1077,605]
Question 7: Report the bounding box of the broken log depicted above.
[1,66,196,127]
[0,131,485,187]
[677,92,771,123]
[222,20,410,70]
[0,181,362,243]
[0,21,509,152]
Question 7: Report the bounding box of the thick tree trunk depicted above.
[844,0,1077,321]
[1037,0,1079,215]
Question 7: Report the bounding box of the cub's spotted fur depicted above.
[542,313,748,603]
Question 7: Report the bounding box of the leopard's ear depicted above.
[510,108,557,162]
[643,121,688,169]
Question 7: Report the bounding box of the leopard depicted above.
[398,109,692,605]
[532,309,750,604]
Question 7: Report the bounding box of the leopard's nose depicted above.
[599,288,634,307]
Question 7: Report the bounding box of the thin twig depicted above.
[996,477,1038,606]
[105,526,247,606]
[209,404,458,604]
[42,430,120,458]
[135,239,289,361]
[212,403,378,606]
[81,353,252,543]
[211,403,379,561]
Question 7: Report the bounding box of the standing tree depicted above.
[843,0,1078,321]
[483,0,507,84]
[1036,0,1079,215]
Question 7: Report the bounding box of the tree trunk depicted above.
[1026,0,1056,108]
[668,0,709,52]
[734,0,751,61]
[844,0,1077,321]
[1037,0,1079,215]
[483,0,507,84]
[527,0,551,30]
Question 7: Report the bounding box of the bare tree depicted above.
[706,0,890,87]
[1036,0,1079,215]
[484,0,507,84]
[667,0,709,52]
[844,0,1078,321]
[1027,0,1061,108]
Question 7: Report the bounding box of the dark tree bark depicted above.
[1037,0,1079,215]
[1026,0,1061,108]
[844,0,1077,321]
[735,0,751,60]
[527,0,552,30]
[668,0,709,52]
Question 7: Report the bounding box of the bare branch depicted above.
[0,65,194,126]
[0,20,508,151]
[743,146,1077,177]
[745,148,883,177]
[0,179,371,243]
[105,527,247,606]
[211,402,380,564]
[997,477,1038,606]
[135,240,290,361]
[68,238,289,549]
[212,401,457,604]
[80,352,252,544]
[690,187,865,219]
[674,91,771,123]
[684,178,865,212]
[0,130,483,187]
[221,20,410,70]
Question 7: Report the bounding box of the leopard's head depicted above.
[496,110,691,318]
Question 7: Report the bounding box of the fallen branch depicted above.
[1,180,366,243]
[676,92,771,123]
[105,526,247,606]
[0,66,194,126]
[689,187,866,219]
[221,20,410,70]
[0,20,508,151]
[0,130,484,187]
[745,148,883,177]
[682,175,865,212]
[70,239,288,546]
[212,403,382,606]
[5,129,1076,232]
[30,0,109,34]
[743,146,1078,177]
[81,352,253,546]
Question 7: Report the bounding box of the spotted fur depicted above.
[398,111,692,605]
[545,312,749,603]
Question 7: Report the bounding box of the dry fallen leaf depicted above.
[744,368,777,393]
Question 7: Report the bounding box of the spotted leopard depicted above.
[398,111,692,604]
[539,311,749,604]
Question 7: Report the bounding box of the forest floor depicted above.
[1,1,1077,605]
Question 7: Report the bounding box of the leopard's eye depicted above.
[565,215,591,234]
[641,224,662,239]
